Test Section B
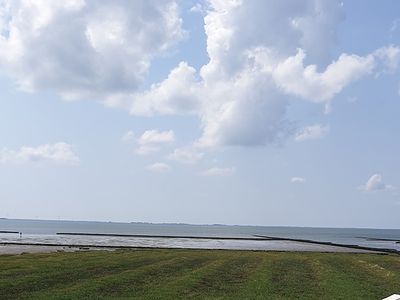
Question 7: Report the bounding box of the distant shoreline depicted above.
[2,217,400,231]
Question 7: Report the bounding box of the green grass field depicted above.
[0,249,399,299]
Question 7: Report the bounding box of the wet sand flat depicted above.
[0,240,381,255]
[0,245,78,255]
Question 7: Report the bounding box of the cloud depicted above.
[121,130,135,143]
[0,0,185,99]
[195,68,290,147]
[145,162,170,173]
[1,1,400,149]
[390,19,400,38]
[273,49,375,102]
[360,174,394,192]
[117,62,201,116]
[192,0,344,147]
[0,142,79,165]
[136,129,175,155]
[295,124,329,142]
[374,45,400,73]
[189,3,204,14]
[291,177,306,183]
[168,147,204,164]
[138,130,175,145]
[123,0,384,148]
[324,102,332,115]
[200,167,235,177]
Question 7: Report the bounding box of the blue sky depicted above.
[0,0,399,228]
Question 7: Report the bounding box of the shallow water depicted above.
[1,219,399,252]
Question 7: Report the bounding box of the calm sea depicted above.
[1,219,399,252]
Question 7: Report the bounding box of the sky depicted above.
[0,0,399,229]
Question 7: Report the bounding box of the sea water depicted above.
[1,218,399,252]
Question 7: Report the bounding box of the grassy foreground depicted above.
[0,249,399,299]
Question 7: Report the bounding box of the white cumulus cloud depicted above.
[1,1,399,149]
[360,174,394,192]
[122,62,201,116]
[145,162,171,173]
[189,3,204,14]
[168,147,204,164]
[291,177,306,183]
[295,124,329,142]
[124,0,387,148]
[0,142,79,165]
[138,130,175,145]
[0,0,185,99]
[273,49,375,103]
[374,45,400,73]
[136,129,175,155]
[200,167,235,177]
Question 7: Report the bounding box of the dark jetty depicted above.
[0,230,19,234]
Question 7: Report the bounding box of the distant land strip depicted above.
[56,232,271,241]
[254,235,399,255]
